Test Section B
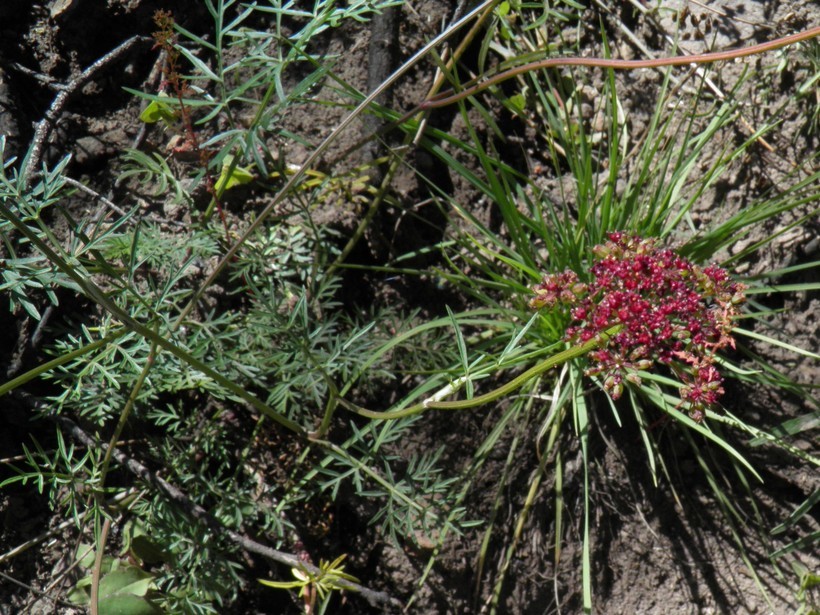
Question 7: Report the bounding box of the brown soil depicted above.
[0,1,817,614]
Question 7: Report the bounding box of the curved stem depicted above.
[340,325,620,420]
[0,199,307,439]
[0,328,127,397]
[420,26,820,110]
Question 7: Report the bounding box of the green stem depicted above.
[99,333,159,484]
[339,325,620,420]
[0,200,306,438]
[0,328,127,397]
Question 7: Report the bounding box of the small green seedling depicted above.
[259,554,359,613]
[139,93,178,125]
[214,155,255,193]
[68,542,163,615]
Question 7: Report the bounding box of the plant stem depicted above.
[0,328,127,397]
[420,26,820,111]
[339,326,621,420]
[0,200,307,438]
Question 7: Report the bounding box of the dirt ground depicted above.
[0,1,818,613]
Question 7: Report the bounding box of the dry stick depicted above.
[60,175,188,228]
[329,23,820,174]
[328,6,400,278]
[0,437,142,465]
[0,491,135,609]
[362,6,399,171]
[588,0,782,159]
[613,0,778,154]
[0,516,85,565]
[322,4,496,185]
[7,38,146,381]
[685,0,773,30]
[590,0,704,97]
[21,35,150,187]
[0,569,78,610]
[172,0,498,329]
[62,176,130,218]
[9,62,67,91]
[132,49,167,150]
[418,26,820,111]
[412,3,497,146]
[327,5,492,278]
[54,416,403,611]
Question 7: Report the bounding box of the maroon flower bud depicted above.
[530,233,744,420]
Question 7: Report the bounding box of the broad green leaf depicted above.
[802,571,820,590]
[98,593,163,615]
[76,542,98,569]
[130,533,168,566]
[139,96,177,124]
[215,155,255,192]
[67,578,92,605]
[123,521,168,565]
[99,566,154,598]
[507,93,526,113]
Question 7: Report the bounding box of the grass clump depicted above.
[0,1,818,613]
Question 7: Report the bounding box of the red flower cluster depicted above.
[530,233,745,421]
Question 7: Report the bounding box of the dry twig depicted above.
[55,416,403,612]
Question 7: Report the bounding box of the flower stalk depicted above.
[341,234,744,423]
[339,325,621,420]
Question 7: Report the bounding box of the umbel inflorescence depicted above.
[530,233,746,421]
